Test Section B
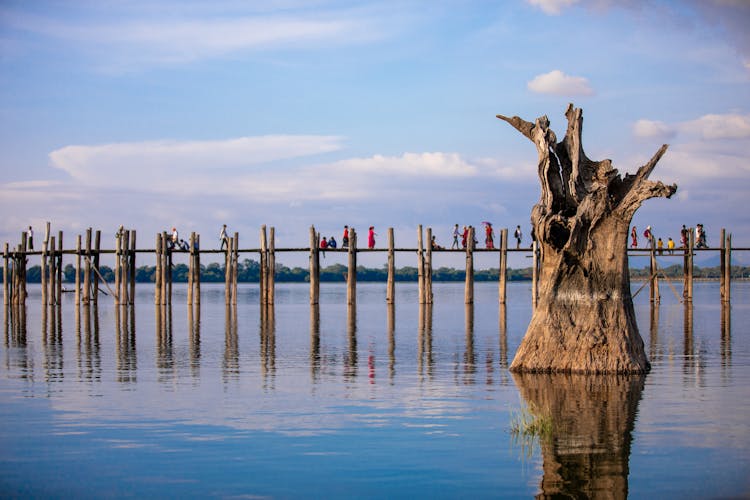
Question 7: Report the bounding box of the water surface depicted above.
[1,282,749,498]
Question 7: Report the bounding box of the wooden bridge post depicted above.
[499,228,508,304]
[83,228,92,304]
[464,226,474,305]
[75,235,81,306]
[425,227,433,304]
[188,232,195,306]
[195,234,201,306]
[723,232,732,303]
[649,235,660,303]
[129,230,136,305]
[121,230,130,305]
[2,243,8,306]
[154,233,161,305]
[115,231,121,304]
[49,236,57,305]
[232,232,239,305]
[347,228,357,305]
[417,225,425,304]
[309,226,319,306]
[56,231,63,305]
[386,228,395,304]
[268,227,276,305]
[161,232,169,306]
[93,230,101,304]
[41,224,49,306]
[224,235,233,305]
[720,228,727,303]
[260,225,268,306]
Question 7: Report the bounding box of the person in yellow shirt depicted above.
[667,237,675,254]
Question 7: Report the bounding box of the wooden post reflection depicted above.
[513,374,645,500]
[418,303,433,381]
[649,303,660,363]
[387,303,395,383]
[344,304,357,380]
[155,305,174,382]
[310,305,321,383]
[464,304,475,385]
[498,304,509,386]
[260,304,276,388]
[720,304,731,368]
[188,303,200,379]
[222,305,238,383]
[683,302,694,374]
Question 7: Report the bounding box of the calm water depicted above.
[1,282,749,498]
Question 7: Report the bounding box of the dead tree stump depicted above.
[498,104,676,373]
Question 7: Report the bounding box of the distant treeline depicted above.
[2,259,749,283]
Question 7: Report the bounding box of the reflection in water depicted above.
[260,305,276,389]
[649,304,661,363]
[116,306,137,384]
[43,306,64,386]
[387,303,395,383]
[682,303,705,386]
[344,304,357,382]
[77,305,101,383]
[223,305,238,383]
[5,305,31,379]
[498,304,509,386]
[513,373,645,500]
[188,305,200,379]
[721,304,731,369]
[418,303,433,381]
[310,305,320,383]
[463,304,475,385]
[156,305,174,383]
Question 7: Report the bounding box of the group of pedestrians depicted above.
[450,223,524,250]
[630,224,708,254]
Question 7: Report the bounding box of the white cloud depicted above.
[327,152,477,178]
[679,113,750,139]
[632,119,676,140]
[526,0,580,15]
[49,135,344,186]
[4,8,383,69]
[527,70,594,96]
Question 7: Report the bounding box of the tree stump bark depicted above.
[497,104,677,373]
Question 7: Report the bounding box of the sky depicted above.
[1,0,749,269]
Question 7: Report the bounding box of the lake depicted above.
[1,281,749,498]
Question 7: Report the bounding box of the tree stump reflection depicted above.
[512,373,645,499]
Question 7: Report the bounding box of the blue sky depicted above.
[1,0,749,268]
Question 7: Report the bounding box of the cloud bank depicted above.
[527,70,594,96]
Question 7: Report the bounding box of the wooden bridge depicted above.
[2,223,742,311]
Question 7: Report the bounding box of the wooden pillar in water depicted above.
[309,226,319,306]
[386,228,395,304]
[232,232,239,306]
[268,227,276,305]
[83,228,92,305]
[194,234,201,306]
[188,232,195,306]
[531,240,539,309]
[3,243,9,305]
[129,230,136,305]
[49,236,57,305]
[723,232,732,303]
[464,226,474,305]
[417,225,425,304]
[260,226,268,305]
[41,224,49,306]
[93,230,101,304]
[56,231,63,305]
[347,228,357,305]
[75,235,81,306]
[224,235,233,305]
[498,228,508,304]
[154,234,161,305]
[425,227,433,304]
[115,231,121,304]
[161,232,169,306]
[650,235,660,303]
[122,231,130,305]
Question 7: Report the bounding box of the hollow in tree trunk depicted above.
[497,104,677,373]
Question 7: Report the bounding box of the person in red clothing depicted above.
[320,236,328,257]
[461,225,468,249]
[631,226,638,248]
[368,226,376,249]
[342,225,349,249]
[484,222,494,249]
